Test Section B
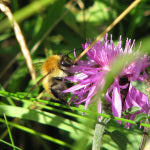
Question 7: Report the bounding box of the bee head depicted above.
[60,54,73,67]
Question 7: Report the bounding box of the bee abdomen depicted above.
[50,77,73,102]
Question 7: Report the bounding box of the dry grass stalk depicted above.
[0,2,36,81]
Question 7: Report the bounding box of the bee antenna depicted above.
[67,48,82,55]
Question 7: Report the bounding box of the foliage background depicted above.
[0,0,150,149]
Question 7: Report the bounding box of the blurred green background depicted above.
[0,0,150,150]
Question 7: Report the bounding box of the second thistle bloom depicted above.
[64,35,150,126]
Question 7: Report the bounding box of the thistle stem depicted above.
[92,118,110,150]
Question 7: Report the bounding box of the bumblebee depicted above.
[41,54,73,104]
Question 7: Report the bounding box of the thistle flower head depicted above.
[64,34,150,127]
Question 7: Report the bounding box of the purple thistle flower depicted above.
[64,34,150,127]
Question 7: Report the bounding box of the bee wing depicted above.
[25,70,53,98]
[33,62,44,75]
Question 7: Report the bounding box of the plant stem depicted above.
[92,118,110,150]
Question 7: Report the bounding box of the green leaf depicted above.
[122,106,141,116]
[134,113,147,123]
[110,130,129,150]
[76,1,110,24]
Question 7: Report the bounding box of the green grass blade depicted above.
[0,118,72,148]
[0,139,22,150]
[0,90,150,128]
[3,113,16,150]
[0,105,94,135]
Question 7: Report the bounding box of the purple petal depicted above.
[112,87,122,118]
